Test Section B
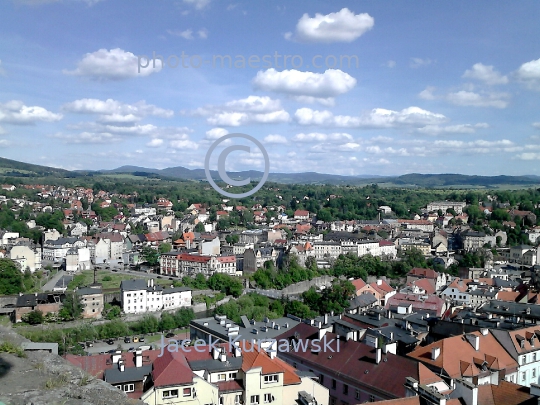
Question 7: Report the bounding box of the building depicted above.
[276,323,429,404]
[76,286,104,319]
[120,279,192,314]
[313,241,342,260]
[243,247,278,274]
[160,252,237,277]
[426,201,467,214]
[9,244,41,273]
[140,341,329,405]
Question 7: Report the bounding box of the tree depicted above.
[194,222,205,232]
[158,243,172,254]
[26,310,44,325]
[0,258,25,295]
[141,246,160,266]
[225,234,239,245]
[59,293,84,321]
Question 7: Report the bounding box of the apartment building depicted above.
[120,279,192,314]
[140,342,329,405]
[160,252,237,277]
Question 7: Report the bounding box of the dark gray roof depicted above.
[162,286,191,294]
[333,319,366,331]
[348,294,377,309]
[76,287,103,296]
[187,356,242,372]
[104,365,152,384]
[120,279,163,292]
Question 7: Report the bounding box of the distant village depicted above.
[1,183,540,405]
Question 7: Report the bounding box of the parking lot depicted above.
[81,331,190,355]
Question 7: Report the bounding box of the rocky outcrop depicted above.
[0,326,144,405]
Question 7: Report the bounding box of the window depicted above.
[355,390,361,400]
[235,394,243,404]
[319,374,324,384]
[250,395,260,405]
[343,384,348,395]
[229,372,237,379]
[330,398,336,405]
[534,353,537,362]
[183,387,191,397]
[219,396,224,405]
[264,374,279,383]
[533,368,537,379]
[522,371,527,382]
[123,384,134,393]
[163,389,179,399]
[332,379,336,389]
[218,373,226,381]
[264,393,274,403]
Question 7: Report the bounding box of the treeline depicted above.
[19,307,195,355]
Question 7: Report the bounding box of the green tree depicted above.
[158,243,172,254]
[26,310,44,325]
[194,222,205,232]
[59,293,84,321]
[0,258,25,294]
[141,246,160,266]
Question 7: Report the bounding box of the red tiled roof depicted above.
[408,267,438,279]
[412,278,436,295]
[152,350,194,387]
[351,278,367,290]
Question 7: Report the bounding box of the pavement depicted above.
[41,269,66,292]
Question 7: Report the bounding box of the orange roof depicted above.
[408,331,518,379]
[239,342,301,385]
[478,380,534,405]
[351,278,367,290]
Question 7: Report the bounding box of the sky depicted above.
[1,0,540,177]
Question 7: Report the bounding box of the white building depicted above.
[120,278,192,314]
[10,245,41,273]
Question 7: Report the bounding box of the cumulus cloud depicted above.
[294,106,446,128]
[198,28,208,39]
[50,131,120,144]
[63,98,173,122]
[285,8,374,43]
[292,132,353,142]
[147,138,164,147]
[410,58,434,68]
[463,63,508,85]
[170,139,199,149]
[516,152,540,160]
[0,100,63,124]
[264,134,288,144]
[415,123,489,136]
[64,48,161,80]
[515,58,540,90]
[533,122,540,129]
[446,90,510,108]
[253,69,356,104]
[418,86,436,100]
[186,96,290,127]
[383,60,396,68]
[205,128,229,140]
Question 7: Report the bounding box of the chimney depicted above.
[432,347,441,360]
[465,334,480,351]
[234,344,241,357]
[151,278,154,287]
[377,279,382,286]
[219,347,226,362]
[324,313,328,324]
[135,350,142,367]
[147,279,150,288]
[212,346,220,360]
[112,351,122,364]
[480,328,488,336]
[375,348,382,364]
[118,360,125,372]
[318,329,327,339]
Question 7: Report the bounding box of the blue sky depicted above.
[1,0,540,176]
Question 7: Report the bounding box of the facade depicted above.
[313,241,342,260]
[120,279,192,314]
[140,342,328,405]
[10,245,41,273]
[160,252,237,277]
[426,201,467,214]
[76,286,104,319]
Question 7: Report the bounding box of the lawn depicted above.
[68,270,181,291]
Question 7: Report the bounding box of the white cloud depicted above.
[516,152,540,160]
[64,48,160,80]
[286,8,374,43]
[410,58,433,68]
[533,122,540,129]
[63,98,173,121]
[0,139,11,147]
[446,90,510,108]
[418,86,436,100]
[51,131,120,144]
[147,138,164,147]
[170,139,199,149]
[416,123,489,136]
[515,58,540,90]
[0,100,63,124]
[205,128,229,140]
[252,69,356,103]
[463,63,508,85]
[383,60,396,68]
[198,28,208,39]
[264,134,288,144]
[167,29,194,39]
[183,0,210,10]
[292,132,353,143]
[187,96,290,126]
[294,106,446,128]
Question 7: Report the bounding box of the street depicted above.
[82,331,190,355]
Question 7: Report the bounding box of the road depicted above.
[82,331,190,355]
[41,269,67,292]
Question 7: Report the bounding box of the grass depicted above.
[0,341,26,357]
[0,316,11,327]
[68,270,180,291]
[44,372,70,389]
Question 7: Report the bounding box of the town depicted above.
[0,178,540,405]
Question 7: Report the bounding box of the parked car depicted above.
[165,332,175,338]
[107,339,115,345]
[124,337,131,343]
[137,345,152,351]
[128,347,135,352]
[139,336,145,343]
[133,336,139,343]
[86,341,93,347]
